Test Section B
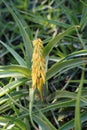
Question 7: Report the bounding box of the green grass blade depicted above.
[44,25,79,57]
[33,108,56,130]
[0,90,28,105]
[80,5,87,31]
[0,40,26,66]
[33,99,75,114]
[29,88,37,130]
[46,58,86,80]
[14,119,27,130]
[47,90,87,103]
[47,90,78,101]
[0,65,31,78]
[0,78,27,97]
[0,116,27,130]
[2,0,33,68]
[61,5,79,25]
[59,111,87,130]
[75,66,85,130]
[65,50,87,59]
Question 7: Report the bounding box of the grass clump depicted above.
[0,0,87,130]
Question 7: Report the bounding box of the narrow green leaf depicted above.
[33,108,56,130]
[0,78,27,97]
[61,5,79,25]
[33,99,86,114]
[0,90,28,105]
[46,58,86,80]
[29,88,37,130]
[44,25,79,57]
[80,0,87,6]
[65,50,87,60]
[0,65,31,78]
[24,10,70,28]
[2,0,33,68]
[0,116,27,130]
[47,90,87,104]
[47,90,78,101]
[59,111,87,130]
[14,119,27,130]
[0,40,26,66]
[80,6,87,30]
[70,79,87,83]
[33,115,56,130]
[34,99,75,114]
[75,66,84,130]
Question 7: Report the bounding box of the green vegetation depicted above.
[0,0,87,129]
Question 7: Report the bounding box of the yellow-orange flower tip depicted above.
[32,38,46,100]
[33,39,43,47]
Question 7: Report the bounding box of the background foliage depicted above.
[0,0,87,130]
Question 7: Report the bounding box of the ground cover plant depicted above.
[0,0,87,130]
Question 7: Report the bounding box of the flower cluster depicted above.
[32,39,45,99]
